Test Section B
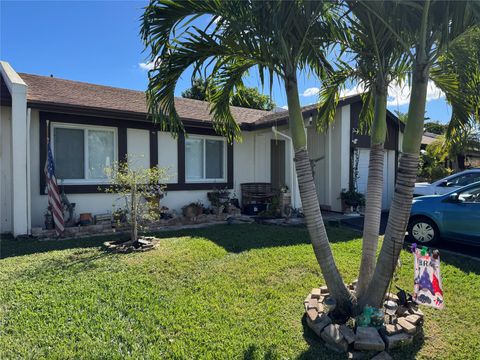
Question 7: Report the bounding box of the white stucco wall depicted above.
[0,106,13,233]
[158,132,178,183]
[127,129,150,170]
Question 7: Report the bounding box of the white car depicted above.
[414,169,480,197]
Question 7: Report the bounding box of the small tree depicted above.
[104,158,169,244]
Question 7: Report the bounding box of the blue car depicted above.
[407,181,480,245]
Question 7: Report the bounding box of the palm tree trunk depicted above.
[285,74,354,315]
[362,64,429,308]
[355,90,387,302]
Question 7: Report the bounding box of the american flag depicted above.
[44,139,65,236]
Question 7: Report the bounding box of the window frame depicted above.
[50,122,118,185]
[184,134,227,183]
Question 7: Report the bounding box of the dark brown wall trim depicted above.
[149,130,158,167]
[39,111,234,195]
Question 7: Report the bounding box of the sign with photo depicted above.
[413,247,444,309]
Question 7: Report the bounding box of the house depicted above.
[0,61,404,237]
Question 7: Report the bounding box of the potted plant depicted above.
[182,201,204,219]
[340,189,365,214]
[207,188,230,213]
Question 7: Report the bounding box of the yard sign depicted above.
[413,247,444,309]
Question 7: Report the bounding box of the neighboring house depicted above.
[421,131,440,150]
[0,61,404,236]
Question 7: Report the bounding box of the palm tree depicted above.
[317,1,408,302]
[141,0,354,314]
[363,0,480,308]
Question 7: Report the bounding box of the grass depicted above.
[0,224,479,359]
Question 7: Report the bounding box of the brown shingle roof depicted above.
[19,73,272,124]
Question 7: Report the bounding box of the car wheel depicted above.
[407,217,439,245]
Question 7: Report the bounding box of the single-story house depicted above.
[0,61,404,237]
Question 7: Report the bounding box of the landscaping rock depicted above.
[348,351,370,360]
[371,351,393,360]
[382,332,413,350]
[404,314,422,325]
[397,318,417,335]
[320,285,329,294]
[304,294,312,311]
[339,324,356,344]
[321,324,343,344]
[307,298,318,310]
[321,324,348,353]
[381,323,403,336]
[324,339,349,353]
[306,308,319,322]
[311,288,321,299]
[306,313,332,336]
[409,307,424,318]
[354,327,385,351]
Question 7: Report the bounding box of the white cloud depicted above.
[338,80,445,107]
[387,80,444,106]
[281,105,288,109]
[302,87,320,97]
[340,84,365,98]
[138,57,160,71]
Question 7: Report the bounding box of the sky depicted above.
[1,0,452,123]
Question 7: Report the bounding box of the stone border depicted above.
[304,283,424,359]
[31,214,255,241]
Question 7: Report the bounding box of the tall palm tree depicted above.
[317,0,408,302]
[363,0,480,308]
[141,0,355,314]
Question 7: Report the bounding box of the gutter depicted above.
[271,126,298,209]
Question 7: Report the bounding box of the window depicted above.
[185,136,226,182]
[52,123,117,184]
[458,185,480,203]
[446,172,480,187]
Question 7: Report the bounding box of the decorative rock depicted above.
[307,298,318,310]
[304,294,312,311]
[311,288,322,299]
[306,313,332,336]
[404,314,422,325]
[306,308,319,322]
[317,302,325,313]
[397,318,417,335]
[320,285,329,294]
[324,339,349,353]
[371,351,393,360]
[321,324,344,344]
[382,332,413,350]
[348,351,370,360]
[321,324,348,353]
[354,327,385,351]
[382,323,403,336]
[409,307,424,318]
[339,324,356,344]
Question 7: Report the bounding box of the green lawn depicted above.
[1,224,479,359]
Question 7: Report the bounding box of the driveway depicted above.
[340,211,480,259]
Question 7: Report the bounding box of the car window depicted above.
[458,185,480,203]
[448,173,480,187]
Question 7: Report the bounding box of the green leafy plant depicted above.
[103,157,169,244]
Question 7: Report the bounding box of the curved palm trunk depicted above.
[286,75,354,315]
[355,91,387,301]
[362,65,429,308]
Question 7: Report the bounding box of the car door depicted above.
[441,184,480,244]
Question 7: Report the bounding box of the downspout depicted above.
[272,126,297,209]
[26,108,31,235]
